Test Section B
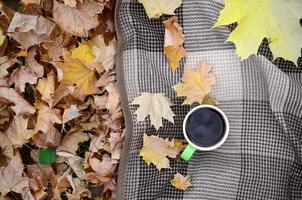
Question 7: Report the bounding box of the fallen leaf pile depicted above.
[0,0,124,199]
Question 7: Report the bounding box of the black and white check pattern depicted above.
[115,0,302,199]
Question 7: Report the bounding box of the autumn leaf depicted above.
[138,0,182,19]
[42,35,64,62]
[56,53,99,98]
[0,87,36,115]
[170,172,192,191]
[66,175,91,200]
[88,155,116,178]
[63,0,77,7]
[92,35,116,72]
[8,66,38,93]
[57,130,89,154]
[21,0,40,5]
[5,115,34,148]
[173,61,216,105]
[163,16,186,71]
[131,93,175,130]
[213,0,302,64]
[7,13,55,49]
[53,1,104,37]
[0,27,4,46]
[37,72,55,107]
[71,41,96,64]
[0,56,15,79]
[26,47,44,77]
[34,105,62,136]
[0,156,29,196]
[62,105,81,128]
[140,134,179,171]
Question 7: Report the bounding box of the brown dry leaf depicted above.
[174,139,186,153]
[8,66,38,93]
[7,13,55,49]
[5,115,34,148]
[26,47,44,77]
[21,0,41,5]
[92,35,116,72]
[56,53,99,98]
[173,61,216,105]
[0,156,29,196]
[66,175,91,200]
[0,131,14,164]
[89,133,110,153]
[52,82,75,107]
[131,93,175,130]
[37,72,55,106]
[163,16,186,71]
[34,105,62,136]
[170,172,192,191]
[42,35,63,62]
[57,130,89,154]
[140,134,179,171]
[87,154,116,180]
[106,85,121,120]
[93,95,108,109]
[94,70,115,88]
[62,104,81,128]
[53,1,104,37]
[63,0,77,7]
[0,56,15,79]
[0,87,36,114]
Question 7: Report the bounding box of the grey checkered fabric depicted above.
[115,0,302,199]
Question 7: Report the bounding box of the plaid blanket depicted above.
[115,0,302,199]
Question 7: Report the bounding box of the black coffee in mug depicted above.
[185,107,226,147]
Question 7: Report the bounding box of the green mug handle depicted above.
[180,143,197,161]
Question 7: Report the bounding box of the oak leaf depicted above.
[8,66,38,93]
[213,0,302,64]
[140,134,179,171]
[57,130,89,154]
[7,13,55,49]
[53,1,104,37]
[170,172,192,191]
[173,61,216,105]
[37,72,55,107]
[6,115,34,148]
[0,156,29,196]
[0,87,36,115]
[163,16,186,71]
[131,93,175,130]
[138,0,182,19]
[56,53,99,98]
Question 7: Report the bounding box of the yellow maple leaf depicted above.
[140,134,179,171]
[170,172,192,191]
[173,61,216,105]
[213,0,302,64]
[56,52,99,97]
[163,16,186,71]
[131,93,175,130]
[71,41,95,64]
[138,0,182,19]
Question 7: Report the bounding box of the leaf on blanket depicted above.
[163,16,186,71]
[53,0,104,37]
[173,60,217,105]
[213,0,302,64]
[0,87,36,115]
[138,0,182,19]
[131,93,175,130]
[5,115,34,148]
[140,134,179,171]
[170,172,192,191]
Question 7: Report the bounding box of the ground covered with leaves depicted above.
[0,0,124,199]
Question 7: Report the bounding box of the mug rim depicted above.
[182,104,229,151]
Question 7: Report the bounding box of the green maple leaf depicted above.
[213,0,302,64]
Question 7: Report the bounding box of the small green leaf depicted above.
[38,147,56,165]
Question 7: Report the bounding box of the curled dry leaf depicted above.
[8,66,38,93]
[170,172,192,191]
[37,72,55,107]
[131,93,175,130]
[138,0,182,19]
[163,16,186,71]
[0,87,36,115]
[66,175,91,200]
[140,134,179,171]
[26,47,44,77]
[5,115,34,148]
[62,104,81,128]
[7,13,55,49]
[0,56,15,78]
[173,61,216,105]
[53,1,104,37]
[57,130,89,154]
[0,156,29,196]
